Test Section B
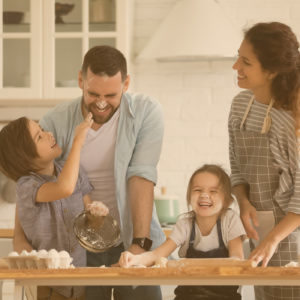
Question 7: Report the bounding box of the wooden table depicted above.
[1,263,300,300]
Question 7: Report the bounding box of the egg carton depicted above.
[4,256,49,269]
[5,250,73,269]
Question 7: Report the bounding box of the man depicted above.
[14,45,165,300]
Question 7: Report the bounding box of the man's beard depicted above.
[82,98,117,125]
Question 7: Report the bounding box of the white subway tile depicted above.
[135,3,174,21]
[159,137,186,171]
[212,86,240,106]
[164,120,210,138]
[134,20,161,38]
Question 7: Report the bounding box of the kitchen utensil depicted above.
[89,0,115,23]
[55,3,74,24]
[3,11,24,24]
[154,187,179,225]
[73,211,120,253]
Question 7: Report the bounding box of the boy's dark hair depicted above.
[0,117,39,181]
[81,45,127,81]
[186,164,234,214]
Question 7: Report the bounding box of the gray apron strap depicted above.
[240,95,274,134]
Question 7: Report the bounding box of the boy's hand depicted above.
[86,201,109,216]
[73,113,93,146]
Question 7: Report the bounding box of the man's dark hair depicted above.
[81,45,127,81]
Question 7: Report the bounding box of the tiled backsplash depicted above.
[133,0,300,210]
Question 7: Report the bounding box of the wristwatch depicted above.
[132,237,153,251]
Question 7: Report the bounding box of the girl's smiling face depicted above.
[190,172,224,218]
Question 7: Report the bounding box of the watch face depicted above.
[133,237,152,250]
[140,239,146,247]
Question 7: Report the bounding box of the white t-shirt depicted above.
[80,109,120,226]
[169,209,246,258]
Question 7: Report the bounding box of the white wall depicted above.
[131,0,300,211]
[1,0,300,224]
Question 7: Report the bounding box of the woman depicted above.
[229,22,300,299]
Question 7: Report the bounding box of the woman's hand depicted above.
[249,234,279,267]
[240,200,259,240]
[232,184,259,240]
[249,212,300,267]
[119,251,141,268]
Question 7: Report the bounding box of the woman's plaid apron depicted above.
[233,96,300,299]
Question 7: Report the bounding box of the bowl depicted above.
[3,11,24,24]
[55,3,75,24]
[73,211,120,253]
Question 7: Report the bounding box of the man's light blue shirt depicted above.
[40,92,165,249]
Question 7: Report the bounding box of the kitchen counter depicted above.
[1,260,300,300]
[2,264,300,286]
[1,229,171,239]
[0,229,13,238]
[0,226,171,239]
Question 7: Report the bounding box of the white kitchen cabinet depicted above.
[0,0,132,100]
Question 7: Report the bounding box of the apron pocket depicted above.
[252,210,277,253]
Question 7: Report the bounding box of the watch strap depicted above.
[132,237,153,251]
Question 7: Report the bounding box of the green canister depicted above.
[154,187,179,225]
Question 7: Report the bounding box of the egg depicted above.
[36,249,48,269]
[48,249,60,269]
[7,251,19,268]
[59,250,73,268]
[37,249,48,258]
[20,250,29,256]
[29,250,37,256]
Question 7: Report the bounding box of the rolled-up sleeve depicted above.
[228,108,247,187]
[126,100,164,184]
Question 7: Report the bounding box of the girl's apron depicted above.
[234,96,300,300]
[174,218,241,300]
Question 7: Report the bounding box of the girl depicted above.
[119,164,246,300]
[0,113,100,300]
[229,22,300,300]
